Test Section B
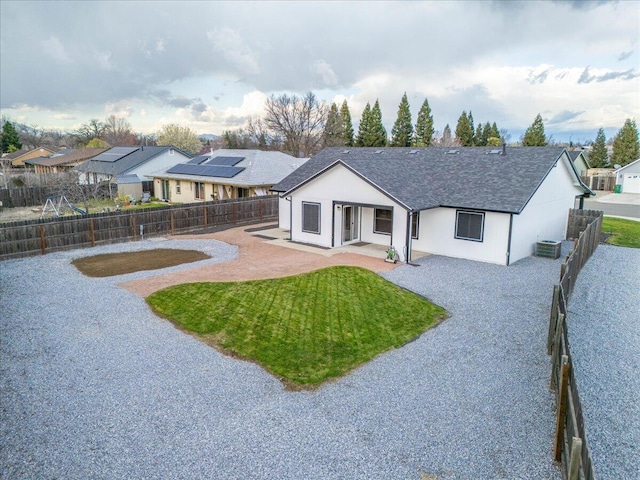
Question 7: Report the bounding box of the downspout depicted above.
[331,202,336,248]
[405,210,412,263]
[578,195,585,210]
[506,213,514,266]
[286,196,292,240]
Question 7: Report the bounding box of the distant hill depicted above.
[199,134,219,141]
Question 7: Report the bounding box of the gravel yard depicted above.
[1,237,564,479]
[566,244,640,479]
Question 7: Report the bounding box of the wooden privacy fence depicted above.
[0,196,278,260]
[547,209,602,480]
[0,184,116,209]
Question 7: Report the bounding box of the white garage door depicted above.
[623,174,640,193]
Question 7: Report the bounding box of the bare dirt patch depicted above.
[72,249,210,277]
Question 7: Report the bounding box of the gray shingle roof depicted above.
[273,147,589,213]
[75,146,192,176]
[154,149,308,187]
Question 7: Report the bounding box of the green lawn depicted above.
[147,266,446,388]
[602,217,640,248]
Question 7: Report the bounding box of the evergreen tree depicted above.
[355,102,372,147]
[490,122,501,139]
[455,111,474,146]
[468,111,475,143]
[414,97,434,146]
[589,127,608,167]
[390,92,413,147]
[323,102,345,147]
[482,122,491,146]
[522,114,548,146]
[1,121,22,153]
[441,124,455,146]
[369,100,387,147]
[611,118,639,167]
[474,123,484,146]
[340,100,354,147]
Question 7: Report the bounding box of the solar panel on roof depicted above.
[187,155,209,164]
[166,163,245,178]
[208,156,245,166]
[93,147,138,162]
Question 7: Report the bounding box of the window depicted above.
[302,202,320,234]
[238,187,250,198]
[195,182,205,200]
[411,213,419,239]
[374,208,392,235]
[455,211,484,242]
[176,180,181,194]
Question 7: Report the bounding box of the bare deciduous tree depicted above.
[103,115,137,146]
[263,92,328,157]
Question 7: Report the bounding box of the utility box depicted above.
[536,240,561,259]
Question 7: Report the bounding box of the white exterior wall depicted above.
[278,196,291,230]
[289,165,406,252]
[413,208,511,265]
[616,160,640,193]
[510,155,584,263]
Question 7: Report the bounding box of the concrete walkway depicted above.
[121,223,406,297]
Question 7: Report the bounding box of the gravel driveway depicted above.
[1,237,563,479]
[567,244,640,479]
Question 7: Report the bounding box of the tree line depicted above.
[2,93,638,167]
[0,115,206,156]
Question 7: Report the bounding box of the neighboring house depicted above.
[7,147,56,168]
[24,148,108,174]
[272,147,593,266]
[75,146,192,198]
[151,149,307,202]
[614,158,640,193]
[568,150,590,178]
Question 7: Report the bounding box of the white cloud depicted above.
[155,39,166,53]
[105,102,132,118]
[53,113,75,120]
[41,36,72,64]
[311,60,338,87]
[206,27,260,75]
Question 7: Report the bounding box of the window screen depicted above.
[455,211,484,242]
[302,202,320,234]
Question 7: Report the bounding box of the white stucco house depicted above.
[271,147,594,265]
[614,158,640,193]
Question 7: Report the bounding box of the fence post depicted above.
[547,285,559,355]
[130,215,136,239]
[568,437,583,480]
[170,211,175,235]
[550,313,565,391]
[203,205,207,227]
[39,225,46,255]
[89,218,96,247]
[554,355,570,461]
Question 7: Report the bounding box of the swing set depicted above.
[40,196,87,218]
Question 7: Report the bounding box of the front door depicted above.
[342,205,359,243]
[161,180,170,201]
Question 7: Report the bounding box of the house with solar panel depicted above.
[75,146,192,200]
[272,146,593,266]
[150,149,307,202]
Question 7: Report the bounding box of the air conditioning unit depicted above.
[536,240,561,259]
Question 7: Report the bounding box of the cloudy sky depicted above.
[1,0,638,143]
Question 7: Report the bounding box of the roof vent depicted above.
[488,149,501,154]
[375,150,383,154]
[408,150,418,154]
[445,150,459,155]
[342,150,351,154]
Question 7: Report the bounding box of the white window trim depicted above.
[374,208,392,235]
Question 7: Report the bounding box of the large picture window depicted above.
[455,211,484,242]
[302,202,320,234]
[374,208,392,235]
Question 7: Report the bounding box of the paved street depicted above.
[583,192,640,219]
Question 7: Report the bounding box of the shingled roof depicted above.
[75,146,192,176]
[272,147,590,214]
